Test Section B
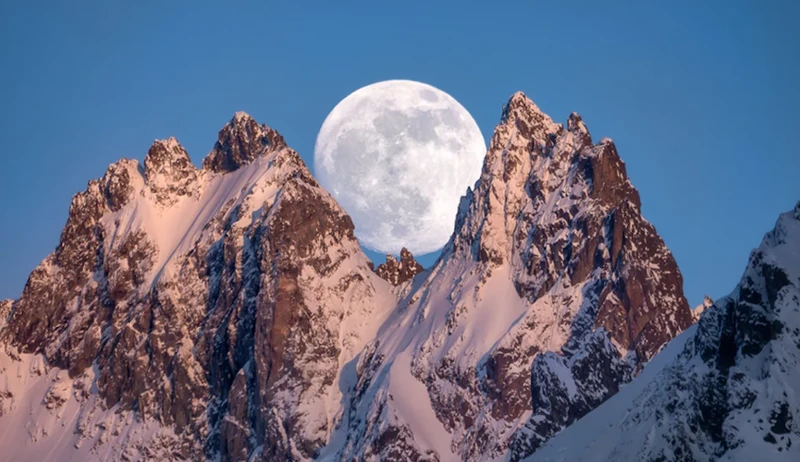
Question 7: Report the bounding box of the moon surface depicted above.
[314,80,486,255]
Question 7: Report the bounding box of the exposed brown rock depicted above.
[0,300,11,331]
[374,247,424,286]
[202,112,286,173]
[144,138,198,205]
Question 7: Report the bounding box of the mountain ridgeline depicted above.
[0,92,786,461]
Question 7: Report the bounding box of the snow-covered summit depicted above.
[566,112,590,136]
[498,91,561,146]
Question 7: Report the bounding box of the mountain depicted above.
[0,113,397,461]
[323,92,692,461]
[528,201,800,462]
[0,94,692,461]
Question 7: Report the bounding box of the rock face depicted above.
[0,95,694,461]
[692,294,715,322]
[529,201,800,462]
[202,111,286,173]
[327,92,692,461]
[0,300,11,331]
[374,248,424,286]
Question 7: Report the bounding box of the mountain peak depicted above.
[508,90,531,104]
[201,112,286,173]
[144,138,193,179]
[152,136,181,150]
[99,157,141,212]
[143,137,198,204]
[232,111,252,122]
[502,91,544,117]
[567,112,589,135]
[0,97,698,462]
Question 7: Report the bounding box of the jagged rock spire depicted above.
[202,111,286,173]
[499,91,561,145]
[692,294,716,322]
[100,158,138,212]
[374,247,424,286]
[144,137,198,205]
[144,137,193,182]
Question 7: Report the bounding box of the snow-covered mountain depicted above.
[528,201,800,462]
[0,113,398,461]
[0,94,694,461]
[324,92,692,461]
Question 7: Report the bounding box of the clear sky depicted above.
[0,1,797,306]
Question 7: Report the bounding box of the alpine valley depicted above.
[0,93,796,462]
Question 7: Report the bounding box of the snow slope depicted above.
[0,346,185,462]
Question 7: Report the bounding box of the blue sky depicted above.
[0,1,797,306]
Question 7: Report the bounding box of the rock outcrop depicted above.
[0,300,11,331]
[374,248,424,286]
[692,294,715,322]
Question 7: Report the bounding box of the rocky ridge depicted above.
[374,248,424,286]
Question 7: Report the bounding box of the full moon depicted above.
[314,80,486,255]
